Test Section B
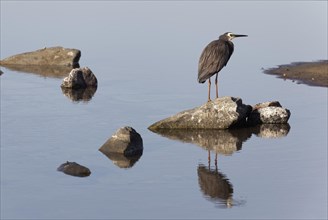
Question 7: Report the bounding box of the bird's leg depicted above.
[208,149,211,167]
[215,73,219,99]
[215,153,218,168]
[207,78,211,102]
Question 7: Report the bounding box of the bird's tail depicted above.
[198,73,207,84]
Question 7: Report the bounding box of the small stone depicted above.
[99,126,143,157]
[248,101,291,125]
[61,67,97,89]
[57,161,91,177]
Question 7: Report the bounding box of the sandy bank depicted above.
[264,60,328,87]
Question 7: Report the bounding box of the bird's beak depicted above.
[233,34,248,38]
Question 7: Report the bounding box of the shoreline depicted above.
[264,60,328,87]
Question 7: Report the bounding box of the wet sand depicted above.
[264,60,328,87]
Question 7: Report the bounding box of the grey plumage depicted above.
[198,32,247,101]
[198,37,234,83]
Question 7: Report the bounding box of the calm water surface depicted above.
[1,2,327,219]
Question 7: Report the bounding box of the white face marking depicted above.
[226,32,234,41]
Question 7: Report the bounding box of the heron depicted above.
[198,32,247,102]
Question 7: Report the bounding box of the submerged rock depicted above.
[61,67,97,89]
[148,97,252,130]
[248,101,291,125]
[99,126,143,157]
[57,161,91,177]
[0,46,81,67]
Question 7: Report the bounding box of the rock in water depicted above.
[148,97,252,130]
[57,161,91,177]
[61,67,97,89]
[0,46,81,67]
[248,101,291,125]
[99,126,143,157]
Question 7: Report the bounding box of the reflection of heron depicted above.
[198,163,233,208]
[198,32,247,101]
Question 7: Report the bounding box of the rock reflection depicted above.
[150,128,252,155]
[99,150,142,169]
[252,124,291,138]
[150,124,291,154]
[61,86,97,102]
[198,164,233,208]
[0,64,78,78]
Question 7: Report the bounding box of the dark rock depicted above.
[0,46,80,67]
[57,161,91,177]
[148,97,252,130]
[99,126,143,157]
[61,67,97,89]
[248,101,291,125]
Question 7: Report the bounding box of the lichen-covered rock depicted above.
[57,161,91,177]
[148,97,252,130]
[248,101,291,125]
[99,126,143,157]
[0,46,80,67]
[61,67,97,89]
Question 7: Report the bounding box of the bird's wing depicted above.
[198,40,234,83]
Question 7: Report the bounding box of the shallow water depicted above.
[1,2,327,219]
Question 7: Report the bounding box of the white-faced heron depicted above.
[198,32,247,102]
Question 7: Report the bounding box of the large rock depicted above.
[99,126,143,157]
[0,46,81,67]
[248,101,291,125]
[148,97,252,130]
[61,67,97,89]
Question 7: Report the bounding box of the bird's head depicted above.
[220,32,248,41]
